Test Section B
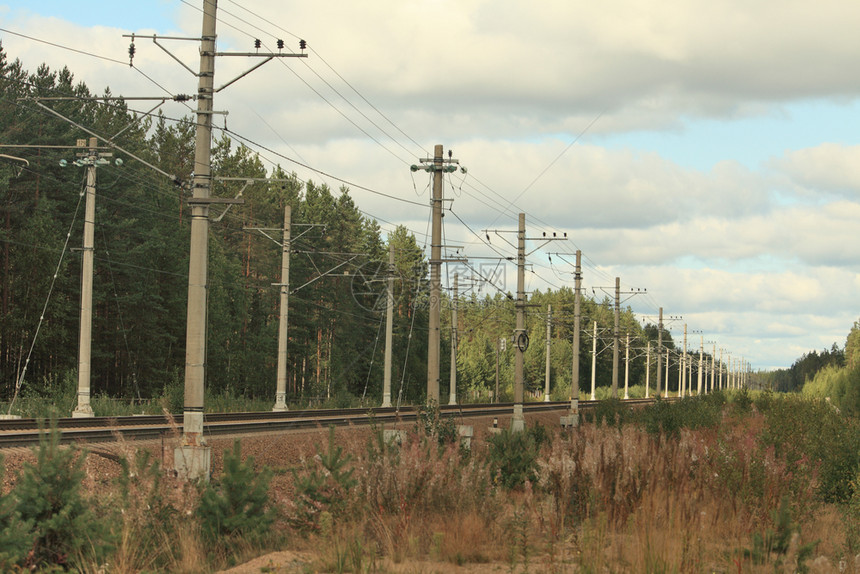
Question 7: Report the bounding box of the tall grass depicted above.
[1,393,857,572]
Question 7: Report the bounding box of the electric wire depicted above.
[7,174,86,414]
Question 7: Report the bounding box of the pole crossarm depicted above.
[19,99,182,185]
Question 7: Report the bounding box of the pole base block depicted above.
[511,403,525,433]
[174,445,211,482]
[72,404,94,418]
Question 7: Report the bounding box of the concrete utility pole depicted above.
[273,205,291,412]
[681,324,688,397]
[513,213,527,432]
[449,273,459,406]
[382,243,395,408]
[719,348,724,389]
[495,338,502,403]
[571,250,582,410]
[544,304,552,402]
[428,145,444,406]
[176,1,306,480]
[688,353,693,393]
[698,335,704,395]
[665,347,670,396]
[656,307,663,397]
[645,341,651,398]
[623,331,630,400]
[178,0,219,478]
[590,320,597,400]
[612,277,620,397]
[410,146,462,406]
[246,198,324,411]
[710,342,716,393]
[73,137,109,418]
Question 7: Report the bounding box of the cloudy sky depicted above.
[2,0,859,370]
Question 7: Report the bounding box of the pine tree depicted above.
[15,423,109,569]
[196,439,276,542]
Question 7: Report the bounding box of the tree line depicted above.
[2,47,689,410]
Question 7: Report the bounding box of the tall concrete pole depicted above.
[697,335,703,395]
[382,243,394,408]
[571,250,581,408]
[544,304,551,402]
[495,338,500,403]
[681,324,688,397]
[688,353,693,393]
[710,343,716,393]
[656,307,663,397]
[512,213,526,431]
[427,144,444,406]
[590,320,597,400]
[729,356,734,389]
[645,341,651,399]
[612,277,620,398]
[665,347,670,396]
[448,273,458,405]
[178,0,218,479]
[273,205,291,412]
[623,331,630,400]
[73,137,98,418]
[719,348,724,389]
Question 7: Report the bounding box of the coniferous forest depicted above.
[1,46,678,412]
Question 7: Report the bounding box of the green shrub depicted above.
[759,396,860,503]
[114,448,178,568]
[196,440,276,543]
[289,427,357,532]
[728,388,753,414]
[585,397,631,427]
[487,428,539,490]
[640,393,724,437]
[0,455,32,569]
[417,402,458,446]
[741,496,817,571]
[15,423,110,570]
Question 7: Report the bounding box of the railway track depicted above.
[0,398,658,449]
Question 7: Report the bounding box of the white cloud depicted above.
[4,0,860,371]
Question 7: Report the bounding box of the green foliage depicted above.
[114,448,178,568]
[728,387,753,414]
[741,497,817,572]
[417,402,458,446]
[487,427,545,490]
[844,470,860,555]
[584,397,631,427]
[15,423,110,570]
[0,455,32,569]
[640,392,725,436]
[289,427,357,532]
[758,395,860,503]
[196,440,276,543]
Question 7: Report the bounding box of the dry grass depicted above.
[10,401,854,573]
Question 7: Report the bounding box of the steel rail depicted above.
[0,398,664,449]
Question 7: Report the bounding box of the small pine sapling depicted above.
[196,439,276,543]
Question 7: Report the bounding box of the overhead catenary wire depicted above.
[4,9,700,361]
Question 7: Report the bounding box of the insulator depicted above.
[254,39,261,49]
[277,39,284,49]
[299,39,307,50]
